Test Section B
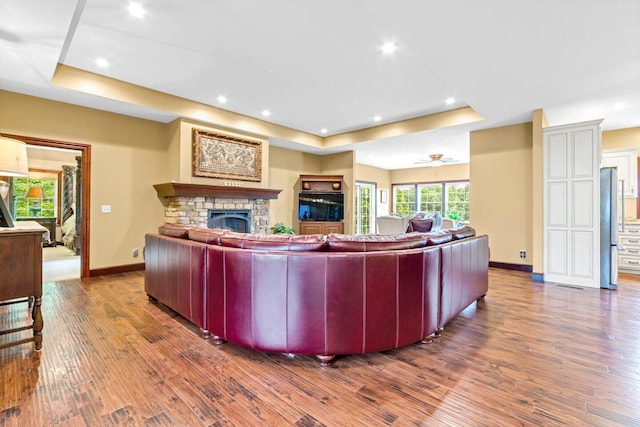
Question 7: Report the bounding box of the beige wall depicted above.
[0,90,170,270]
[531,109,548,275]
[319,152,355,234]
[178,119,270,186]
[470,123,533,265]
[355,164,391,216]
[468,123,640,270]
[268,147,356,234]
[268,145,322,232]
[602,127,640,150]
[391,163,469,184]
[10,84,638,273]
[389,163,470,216]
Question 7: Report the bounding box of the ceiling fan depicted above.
[414,153,459,166]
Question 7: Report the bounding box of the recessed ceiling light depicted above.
[445,97,456,105]
[95,57,109,68]
[381,42,397,55]
[128,2,146,18]
[217,95,227,104]
[373,115,382,122]
[614,102,626,110]
[320,128,328,135]
[262,110,271,117]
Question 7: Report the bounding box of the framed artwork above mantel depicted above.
[192,129,262,182]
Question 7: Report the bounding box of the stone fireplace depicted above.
[153,183,281,234]
[208,209,251,232]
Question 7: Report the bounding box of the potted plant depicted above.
[271,222,295,235]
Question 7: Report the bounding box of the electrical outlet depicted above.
[520,250,526,258]
[132,248,139,257]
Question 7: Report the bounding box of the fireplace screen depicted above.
[208,209,251,233]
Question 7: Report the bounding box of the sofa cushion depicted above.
[423,230,454,246]
[158,223,192,238]
[187,228,228,245]
[326,232,427,252]
[220,232,327,251]
[451,225,476,240]
[406,218,433,233]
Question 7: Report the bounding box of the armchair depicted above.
[376,216,408,235]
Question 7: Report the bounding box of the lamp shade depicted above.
[26,186,45,199]
[0,137,29,176]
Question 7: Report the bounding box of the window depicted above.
[418,184,442,212]
[12,176,57,218]
[444,182,470,223]
[392,181,470,223]
[393,184,416,216]
[355,181,375,234]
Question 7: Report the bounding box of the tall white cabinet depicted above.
[543,120,602,288]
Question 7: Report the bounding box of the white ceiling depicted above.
[1,0,639,170]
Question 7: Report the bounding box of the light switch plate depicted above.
[101,205,111,213]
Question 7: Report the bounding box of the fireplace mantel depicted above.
[153,182,282,200]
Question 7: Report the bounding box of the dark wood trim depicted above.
[300,174,344,182]
[2,133,91,278]
[489,261,533,273]
[90,262,145,277]
[153,182,281,199]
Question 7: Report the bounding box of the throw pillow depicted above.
[407,218,433,233]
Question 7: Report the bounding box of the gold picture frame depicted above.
[192,129,262,182]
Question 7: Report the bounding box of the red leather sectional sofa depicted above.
[144,223,489,365]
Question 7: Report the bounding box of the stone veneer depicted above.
[160,196,271,234]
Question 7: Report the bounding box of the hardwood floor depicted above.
[1,269,639,426]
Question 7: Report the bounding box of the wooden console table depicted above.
[0,222,46,350]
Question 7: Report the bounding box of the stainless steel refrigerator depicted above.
[600,166,621,290]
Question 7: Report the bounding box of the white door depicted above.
[543,120,602,288]
[355,182,376,234]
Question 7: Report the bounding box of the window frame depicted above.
[12,169,62,221]
[392,179,470,223]
[354,180,377,234]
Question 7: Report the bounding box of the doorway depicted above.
[1,133,91,278]
[355,181,376,234]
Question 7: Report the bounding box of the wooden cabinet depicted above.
[298,174,344,235]
[0,222,46,350]
[300,175,343,193]
[300,221,343,235]
[17,217,56,247]
[619,224,640,273]
[602,148,638,198]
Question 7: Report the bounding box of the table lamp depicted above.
[0,137,29,227]
[26,186,45,199]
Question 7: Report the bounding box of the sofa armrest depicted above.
[439,235,489,329]
[144,233,208,331]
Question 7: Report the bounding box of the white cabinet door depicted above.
[619,225,640,273]
[602,148,638,197]
[543,119,602,288]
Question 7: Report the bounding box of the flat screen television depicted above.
[298,193,344,221]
